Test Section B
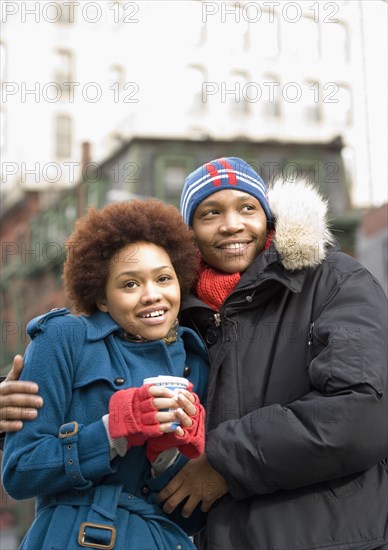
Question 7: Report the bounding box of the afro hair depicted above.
[63,199,199,315]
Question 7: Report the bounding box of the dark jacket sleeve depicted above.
[206,267,388,499]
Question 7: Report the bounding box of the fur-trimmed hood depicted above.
[268,179,335,271]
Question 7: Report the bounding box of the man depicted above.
[2,157,388,549]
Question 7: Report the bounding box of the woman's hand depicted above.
[146,388,206,462]
[150,387,197,436]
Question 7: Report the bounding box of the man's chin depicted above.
[212,258,252,274]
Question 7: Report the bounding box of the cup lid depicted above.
[143,375,189,386]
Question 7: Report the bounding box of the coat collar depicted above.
[236,243,308,294]
[81,310,207,359]
[268,178,335,271]
[82,311,121,342]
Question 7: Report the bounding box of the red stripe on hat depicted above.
[205,163,222,186]
[216,159,238,185]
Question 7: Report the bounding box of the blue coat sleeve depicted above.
[2,312,117,500]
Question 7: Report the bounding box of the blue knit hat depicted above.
[180,157,272,227]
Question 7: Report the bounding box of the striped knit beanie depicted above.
[180,157,272,227]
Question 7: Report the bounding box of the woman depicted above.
[2,199,208,550]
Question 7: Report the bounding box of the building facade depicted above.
[1,1,386,204]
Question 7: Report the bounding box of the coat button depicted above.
[114,377,125,386]
[206,330,217,345]
[183,366,191,377]
[141,485,150,495]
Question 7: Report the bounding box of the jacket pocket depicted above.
[322,472,363,502]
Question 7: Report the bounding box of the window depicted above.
[283,16,319,61]
[249,11,279,58]
[55,114,72,158]
[47,1,76,24]
[322,21,349,64]
[63,197,77,233]
[109,64,125,88]
[228,71,251,116]
[325,84,352,126]
[108,64,125,104]
[109,1,134,25]
[184,65,207,116]
[44,211,61,243]
[164,164,187,198]
[261,74,282,119]
[54,49,73,89]
[155,155,194,207]
[301,17,320,61]
[177,2,206,47]
[206,3,248,53]
[304,80,321,123]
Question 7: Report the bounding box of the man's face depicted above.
[192,189,268,273]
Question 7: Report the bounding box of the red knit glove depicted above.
[146,393,205,462]
[108,385,162,448]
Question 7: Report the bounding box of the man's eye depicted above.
[241,204,255,212]
[202,209,219,217]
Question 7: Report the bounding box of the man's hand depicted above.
[158,453,228,517]
[0,355,43,433]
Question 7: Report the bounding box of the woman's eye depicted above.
[158,275,171,283]
[124,281,137,288]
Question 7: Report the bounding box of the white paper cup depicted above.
[143,375,189,393]
[143,375,189,421]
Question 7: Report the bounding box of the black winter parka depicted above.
[181,180,388,550]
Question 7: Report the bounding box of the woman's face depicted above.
[97,242,181,340]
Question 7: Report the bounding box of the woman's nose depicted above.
[140,283,162,304]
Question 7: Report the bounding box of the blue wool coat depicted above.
[2,308,209,550]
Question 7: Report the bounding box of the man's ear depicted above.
[96,298,108,312]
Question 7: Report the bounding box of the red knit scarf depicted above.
[195,230,274,311]
[196,261,241,312]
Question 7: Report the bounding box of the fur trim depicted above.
[268,179,335,271]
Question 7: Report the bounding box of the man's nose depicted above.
[219,212,244,233]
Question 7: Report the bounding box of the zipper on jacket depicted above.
[308,322,314,346]
[214,313,221,327]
